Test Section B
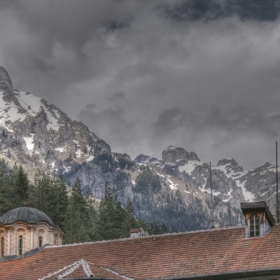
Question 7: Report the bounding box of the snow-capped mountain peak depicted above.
[162,145,200,166]
[0,66,110,178]
[0,89,63,132]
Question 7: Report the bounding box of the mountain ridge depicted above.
[0,66,277,232]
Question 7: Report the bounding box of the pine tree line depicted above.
[0,159,168,244]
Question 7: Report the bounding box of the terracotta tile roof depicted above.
[2,225,280,279]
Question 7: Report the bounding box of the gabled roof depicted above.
[1,225,280,280]
[37,259,125,280]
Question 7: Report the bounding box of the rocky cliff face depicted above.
[0,66,276,232]
[0,67,110,181]
[162,145,200,165]
[136,145,278,224]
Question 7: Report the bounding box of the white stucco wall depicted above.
[0,222,63,257]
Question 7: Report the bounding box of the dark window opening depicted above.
[1,237,4,257]
[39,236,43,247]
[54,234,58,246]
[19,235,23,255]
[250,214,260,237]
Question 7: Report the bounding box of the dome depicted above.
[0,207,55,226]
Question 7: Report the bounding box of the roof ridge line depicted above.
[38,260,81,280]
[45,226,245,249]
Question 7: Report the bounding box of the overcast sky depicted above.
[1,0,280,169]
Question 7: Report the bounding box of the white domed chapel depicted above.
[0,204,63,257]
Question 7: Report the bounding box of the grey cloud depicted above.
[108,91,127,106]
[151,106,280,169]
[0,0,153,104]
[163,0,280,22]
[151,108,196,137]
[1,1,280,169]
[78,102,144,158]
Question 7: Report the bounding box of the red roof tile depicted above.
[1,225,280,279]
[129,228,141,233]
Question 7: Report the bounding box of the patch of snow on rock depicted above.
[179,160,201,175]
[213,164,234,178]
[0,92,26,127]
[55,145,68,152]
[23,135,34,151]
[199,184,211,195]
[18,91,42,114]
[212,190,221,196]
[45,109,60,131]
[5,106,25,122]
[164,145,178,152]
[236,179,255,202]
[167,178,177,190]
[53,108,61,119]
[75,149,82,158]
[63,165,71,173]
[1,124,13,132]
[86,155,94,162]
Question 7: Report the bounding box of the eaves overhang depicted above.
[157,267,280,280]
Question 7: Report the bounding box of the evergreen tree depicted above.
[0,159,166,244]
[96,185,148,240]
[15,165,29,204]
[63,178,90,243]
[121,198,141,234]
[134,167,161,193]
[28,173,68,229]
[71,178,87,215]
[96,183,117,240]
[148,221,168,235]
[52,176,68,228]
[85,190,98,241]
[0,160,17,215]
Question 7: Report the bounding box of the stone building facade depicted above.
[0,206,63,257]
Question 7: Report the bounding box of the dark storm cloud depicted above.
[0,0,143,104]
[1,0,280,169]
[163,0,280,22]
[78,94,148,158]
[79,103,134,142]
[151,106,280,168]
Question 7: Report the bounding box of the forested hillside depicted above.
[0,159,167,244]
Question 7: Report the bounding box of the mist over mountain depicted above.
[2,1,280,171]
[0,66,278,232]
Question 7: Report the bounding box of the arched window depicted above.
[250,214,260,237]
[39,236,43,247]
[1,237,4,257]
[54,234,58,246]
[18,235,23,255]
